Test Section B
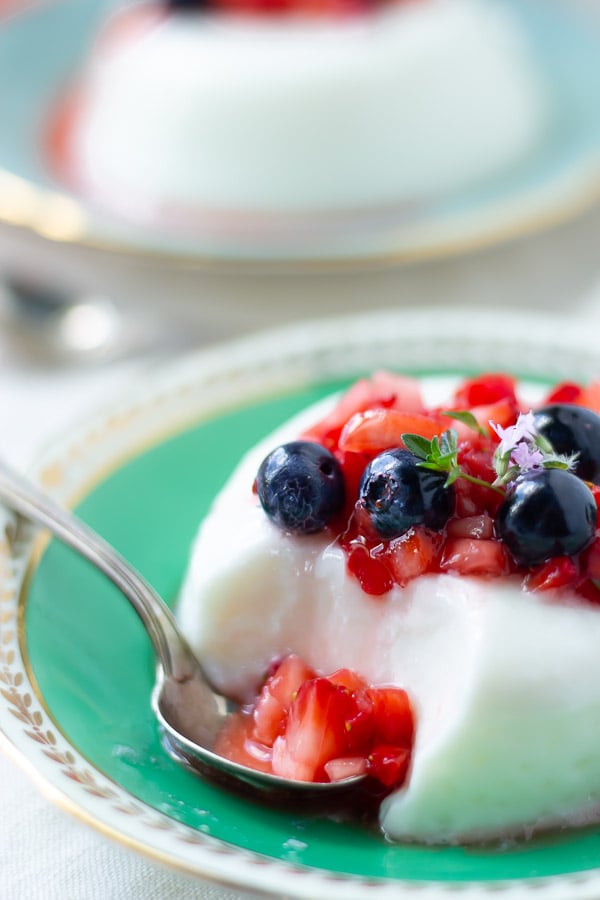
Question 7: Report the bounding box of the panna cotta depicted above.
[178,372,600,844]
[57,0,547,221]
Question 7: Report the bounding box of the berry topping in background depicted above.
[255,372,600,600]
[166,0,211,9]
[166,0,410,16]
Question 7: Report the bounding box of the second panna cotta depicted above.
[57,0,547,221]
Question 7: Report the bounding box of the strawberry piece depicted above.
[346,543,394,596]
[367,687,414,747]
[579,381,600,414]
[367,745,411,788]
[335,450,373,518]
[544,381,585,405]
[577,579,600,603]
[339,409,445,454]
[271,677,359,782]
[253,654,316,744]
[471,397,520,439]
[590,485,600,528]
[441,537,511,577]
[302,371,424,452]
[216,654,415,790]
[382,527,441,587]
[327,667,369,692]
[524,556,579,592]
[580,536,600,582]
[324,756,368,783]
[453,373,517,408]
[447,513,494,540]
[455,439,502,516]
[268,654,316,707]
[214,711,272,773]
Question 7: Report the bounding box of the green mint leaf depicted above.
[541,459,571,471]
[418,461,449,475]
[439,428,459,457]
[401,433,432,460]
[430,435,442,460]
[442,410,487,437]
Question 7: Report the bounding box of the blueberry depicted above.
[534,404,600,484]
[496,468,596,567]
[256,441,345,534]
[359,448,454,538]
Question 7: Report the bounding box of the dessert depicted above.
[178,371,600,844]
[51,0,547,222]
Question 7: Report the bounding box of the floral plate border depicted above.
[3,308,600,899]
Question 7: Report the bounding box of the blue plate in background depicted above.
[1,0,600,263]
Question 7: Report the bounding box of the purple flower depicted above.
[490,411,538,459]
[510,441,544,471]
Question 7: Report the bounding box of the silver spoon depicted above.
[0,458,365,796]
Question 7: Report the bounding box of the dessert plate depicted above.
[4,308,600,898]
[1,1,600,263]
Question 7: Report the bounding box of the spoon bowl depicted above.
[0,458,365,797]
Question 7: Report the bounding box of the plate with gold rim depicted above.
[3,1,600,265]
[4,309,600,898]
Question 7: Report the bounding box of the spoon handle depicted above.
[0,457,197,682]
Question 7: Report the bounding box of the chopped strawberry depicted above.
[367,687,414,747]
[214,711,272,774]
[447,513,494,540]
[524,556,579,592]
[367,745,411,788]
[253,654,316,744]
[576,579,600,603]
[335,450,373,516]
[471,397,520,439]
[454,439,501,516]
[369,370,425,412]
[324,756,368,783]
[271,677,358,782]
[346,543,394,596]
[544,381,585,405]
[382,527,441,586]
[327,667,369,692]
[339,409,445,454]
[252,688,286,745]
[579,381,600,414]
[268,654,316,707]
[302,371,424,451]
[441,537,511,577]
[580,536,600,582]
[216,654,414,791]
[453,373,517,408]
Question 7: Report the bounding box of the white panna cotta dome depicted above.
[177,387,600,845]
[65,0,547,218]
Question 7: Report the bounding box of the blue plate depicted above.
[1,0,600,262]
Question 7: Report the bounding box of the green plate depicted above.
[4,309,600,898]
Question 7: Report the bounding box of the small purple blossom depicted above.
[510,441,544,471]
[490,411,538,459]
